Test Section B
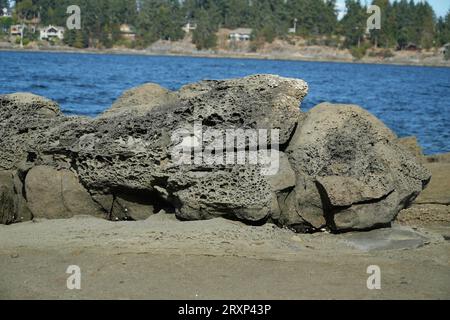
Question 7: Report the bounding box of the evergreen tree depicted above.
[436,11,450,46]
[340,0,366,48]
[0,0,9,11]
[10,0,445,51]
[192,8,218,50]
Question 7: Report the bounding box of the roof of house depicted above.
[229,28,253,35]
[40,25,65,32]
[120,24,136,34]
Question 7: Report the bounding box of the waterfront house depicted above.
[120,24,136,41]
[40,25,65,41]
[229,28,252,42]
[1,7,12,17]
[439,43,450,56]
[10,25,24,36]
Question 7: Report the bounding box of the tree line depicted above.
[3,0,450,53]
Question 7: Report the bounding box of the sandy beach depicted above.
[1,213,449,300]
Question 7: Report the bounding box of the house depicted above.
[120,24,136,41]
[440,43,450,56]
[1,7,12,17]
[229,28,252,42]
[182,22,197,34]
[40,25,65,41]
[10,25,24,36]
[28,16,41,33]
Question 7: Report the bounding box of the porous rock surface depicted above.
[0,75,431,232]
[285,103,431,231]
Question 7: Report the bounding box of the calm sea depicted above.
[0,51,449,154]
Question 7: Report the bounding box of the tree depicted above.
[192,8,217,50]
[0,0,9,11]
[416,1,436,49]
[15,0,37,20]
[340,0,366,48]
[436,11,450,47]
[9,0,444,51]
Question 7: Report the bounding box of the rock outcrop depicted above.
[0,75,432,232]
[285,103,431,231]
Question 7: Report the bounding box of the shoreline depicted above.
[1,46,450,68]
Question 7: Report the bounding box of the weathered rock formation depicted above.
[0,75,432,232]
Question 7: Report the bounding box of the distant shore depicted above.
[1,45,450,68]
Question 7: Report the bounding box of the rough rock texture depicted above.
[177,74,308,146]
[285,103,431,231]
[0,75,432,232]
[0,93,62,171]
[396,136,425,163]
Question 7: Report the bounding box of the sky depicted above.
[336,0,450,19]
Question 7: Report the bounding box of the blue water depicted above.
[0,51,449,154]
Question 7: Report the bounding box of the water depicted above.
[0,51,449,155]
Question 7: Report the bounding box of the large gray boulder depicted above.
[0,76,432,232]
[285,103,431,231]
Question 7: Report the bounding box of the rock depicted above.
[0,76,433,233]
[396,136,425,162]
[12,172,33,223]
[0,171,16,225]
[285,103,431,231]
[172,166,275,222]
[101,83,179,118]
[177,74,308,146]
[414,163,450,205]
[62,75,307,223]
[0,170,33,225]
[25,166,104,219]
[0,93,62,170]
[91,194,114,213]
[111,193,155,221]
[266,151,296,193]
[316,176,394,207]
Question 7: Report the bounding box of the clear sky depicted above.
[336,0,450,18]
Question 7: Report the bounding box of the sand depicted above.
[0,213,449,299]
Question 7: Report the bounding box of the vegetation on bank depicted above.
[1,0,449,59]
